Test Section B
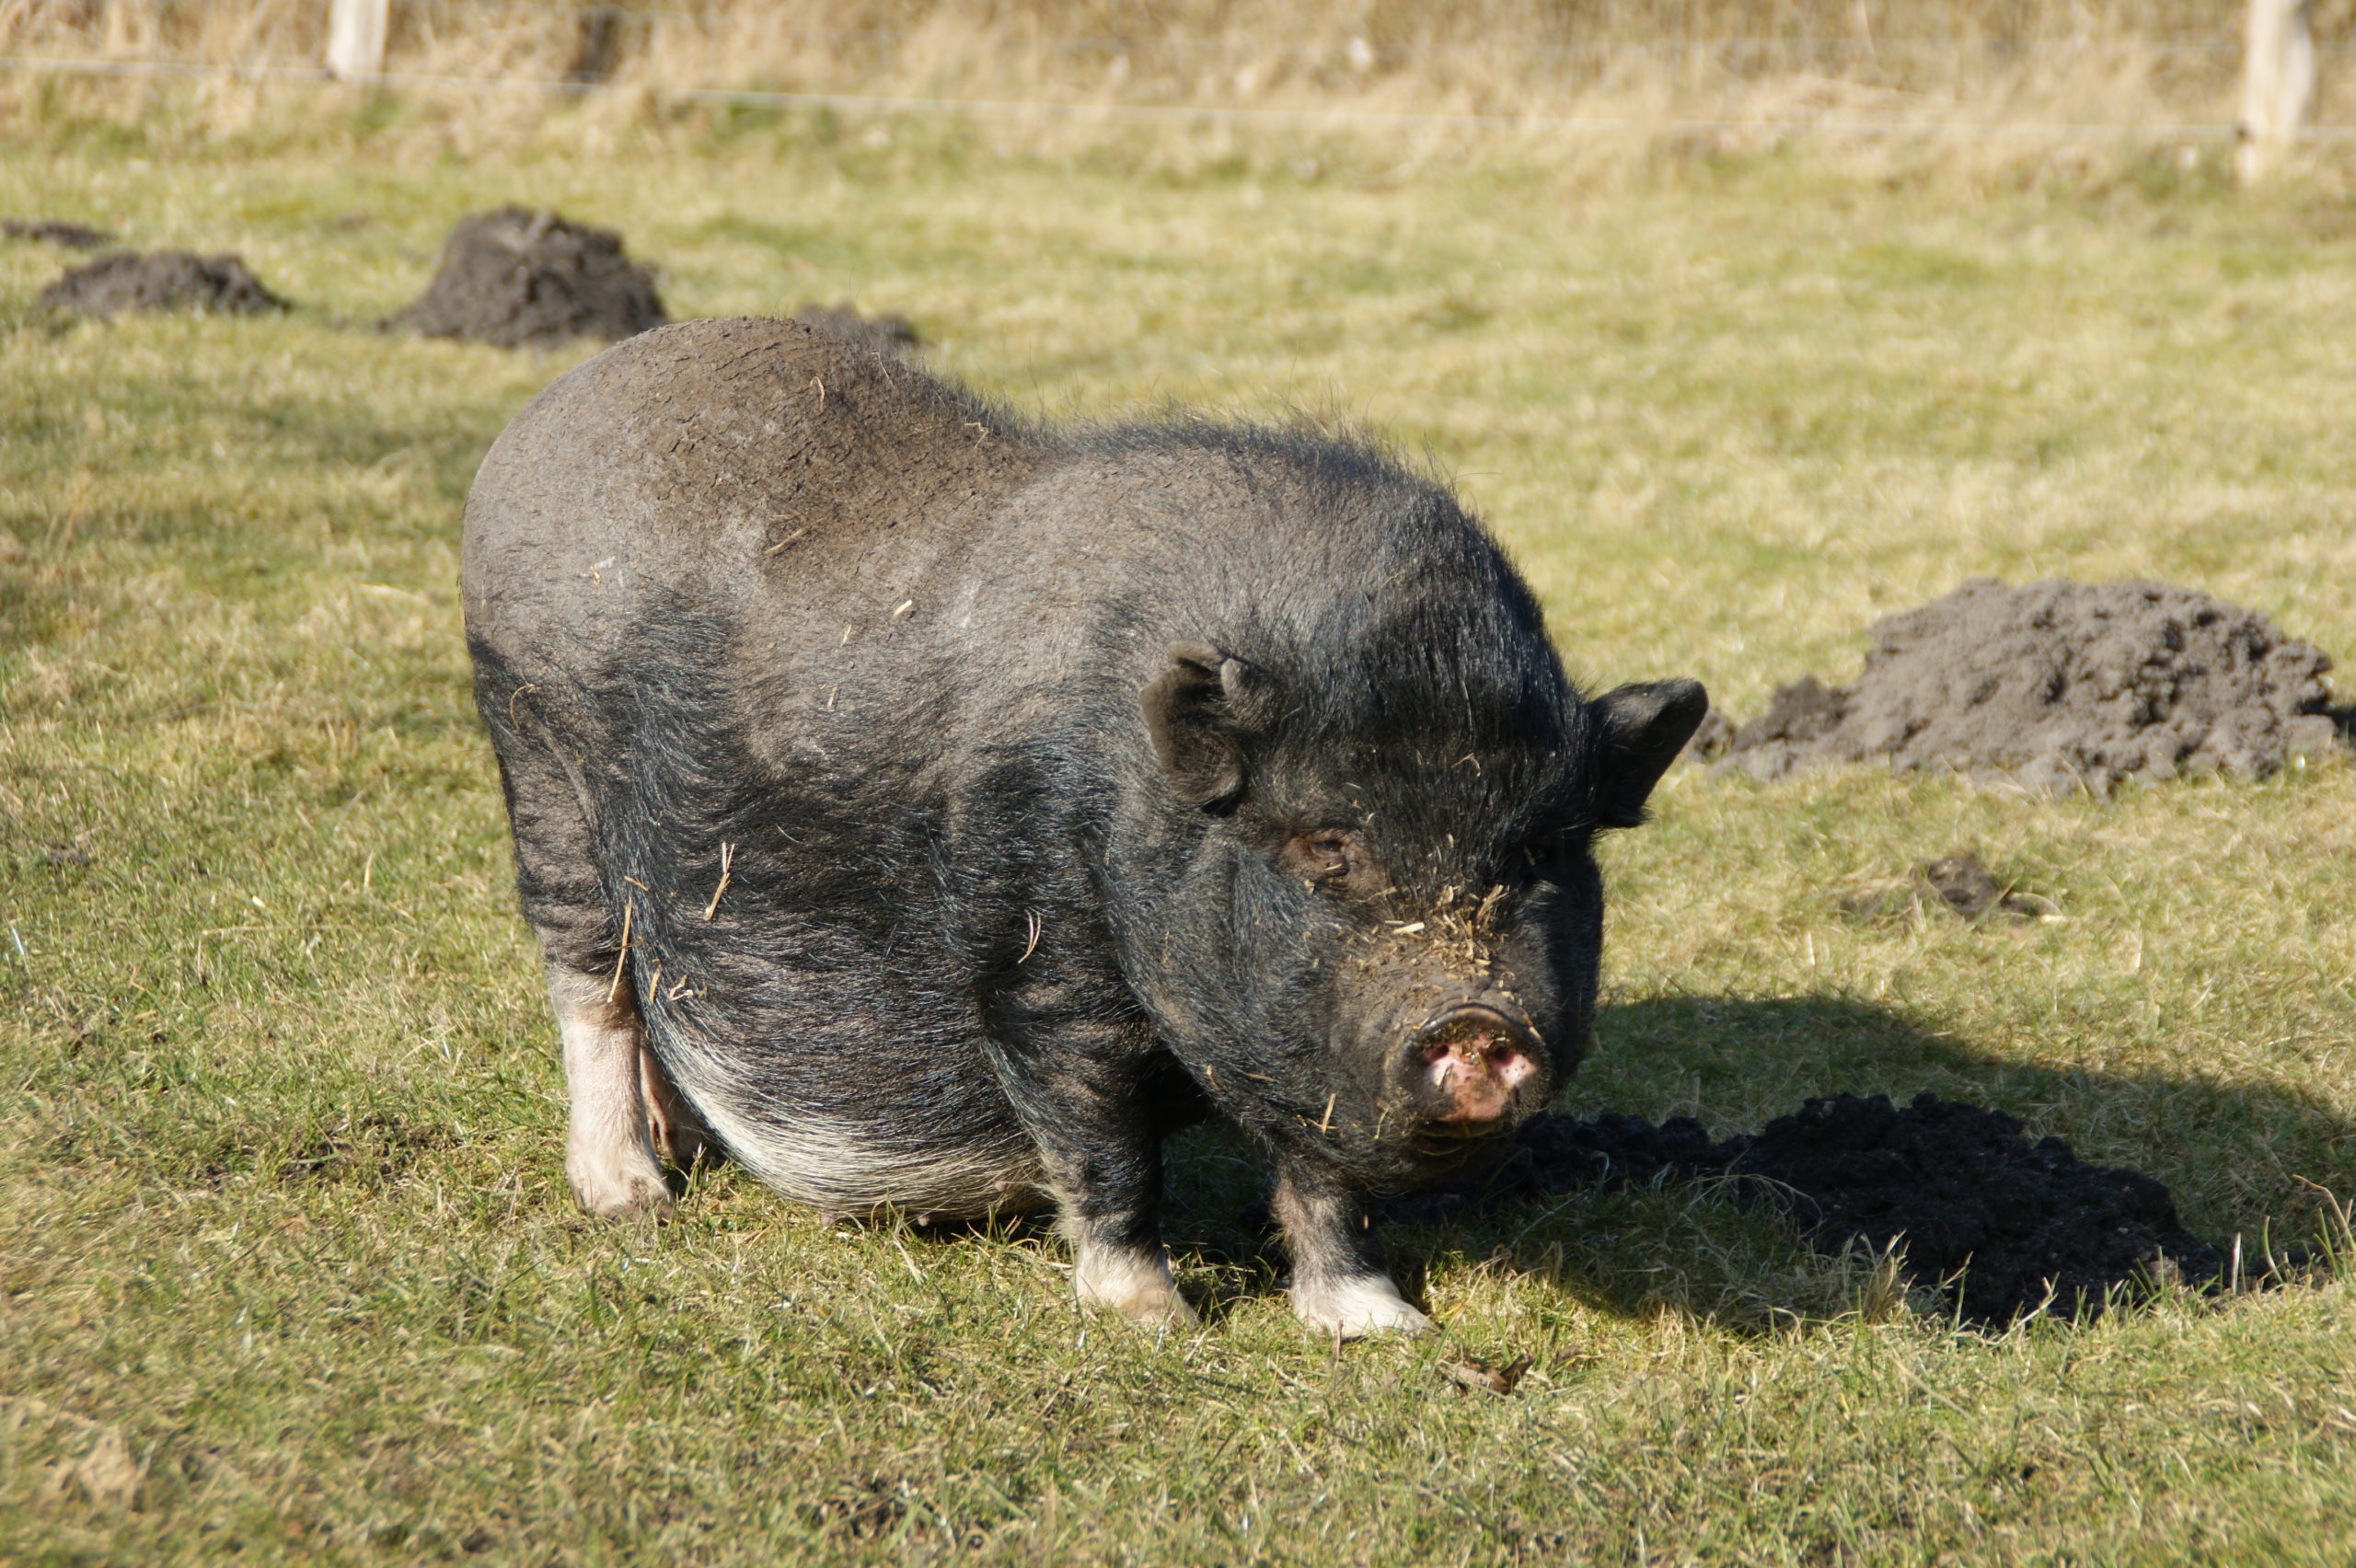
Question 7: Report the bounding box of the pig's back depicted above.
[460,317,1046,678]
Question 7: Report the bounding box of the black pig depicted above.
[462,319,1704,1335]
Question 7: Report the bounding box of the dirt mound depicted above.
[4,218,112,248]
[38,251,289,317]
[1387,1092,2259,1325]
[389,206,666,350]
[1842,850,2058,924]
[1703,579,2348,794]
[791,299,922,355]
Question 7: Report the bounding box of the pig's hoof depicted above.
[567,1147,676,1221]
[1074,1250,1198,1327]
[1291,1274,1433,1338]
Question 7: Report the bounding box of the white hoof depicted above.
[1292,1274,1432,1338]
[1074,1245,1197,1327]
[567,1140,675,1220]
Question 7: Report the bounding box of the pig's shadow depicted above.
[1159,994,2356,1330]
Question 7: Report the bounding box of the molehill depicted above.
[389,206,666,350]
[39,251,290,317]
[1387,1093,2254,1325]
[1698,578,2349,794]
[4,217,112,248]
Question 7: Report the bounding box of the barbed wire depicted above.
[0,2,2302,66]
[429,5,2255,48]
[422,1,2260,52]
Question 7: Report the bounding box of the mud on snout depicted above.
[1330,902,1567,1169]
[1381,1000,1553,1159]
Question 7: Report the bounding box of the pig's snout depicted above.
[1392,1006,1543,1136]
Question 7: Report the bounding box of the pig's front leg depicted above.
[1055,1130,1193,1328]
[1272,1161,1433,1338]
[986,988,1195,1326]
[1031,1085,1195,1326]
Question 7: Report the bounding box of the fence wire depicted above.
[3,1,2345,139]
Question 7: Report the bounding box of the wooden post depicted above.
[2237,0,2315,183]
[326,0,389,81]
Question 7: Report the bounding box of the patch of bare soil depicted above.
[38,251,290,316]
[1697,579,2349,794]
[1389,1093,2288,1325]
[791,299,921,355]
[1842,850,2059,923]
[388,206,665,350]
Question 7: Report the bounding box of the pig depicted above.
[461,318,1705,1337]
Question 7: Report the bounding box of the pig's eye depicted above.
[1279,828,1359,882]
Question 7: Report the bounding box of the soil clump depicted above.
[1698,579,2348,794]
[4,218,112,248]
[39,251,290,317]
[389,206,666,350]
[791,299,921,355]
[1842,850,2057,923]
[1386,1092,2258,1325]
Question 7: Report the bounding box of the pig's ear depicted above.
[1589,678,1709,828]
[1141,641,1278,811]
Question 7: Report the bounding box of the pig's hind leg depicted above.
[638,1032,710,1172]
[546,966,677,1219]
[480,681,701,1219]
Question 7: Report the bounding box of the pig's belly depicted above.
[679,1081,1051,1218]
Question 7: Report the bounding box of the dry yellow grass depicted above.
[7,0,2353,147]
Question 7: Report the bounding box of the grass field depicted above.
[5,98,2356,1565]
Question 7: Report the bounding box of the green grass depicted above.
[5,114,2356,1565]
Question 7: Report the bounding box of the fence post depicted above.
[326,0,390,81]
[2237,0,2316,182]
